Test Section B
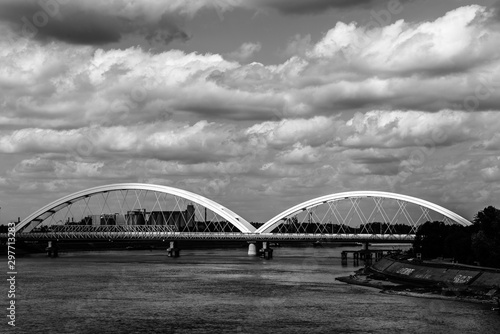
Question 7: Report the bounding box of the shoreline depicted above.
[336,272,500,308]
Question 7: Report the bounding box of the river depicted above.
[9,246,500,333]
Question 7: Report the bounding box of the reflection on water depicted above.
[13,246,500,333]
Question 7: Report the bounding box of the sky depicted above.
[1,0,500,224]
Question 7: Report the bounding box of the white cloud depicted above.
[309,5,498,74]
[339,110,484,149]
[227,42,262,61]
[1,4,500,222]
[277,143,321,164]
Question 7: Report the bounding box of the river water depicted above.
[9,246,500,333]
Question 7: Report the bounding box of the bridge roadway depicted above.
[1,232,415,242]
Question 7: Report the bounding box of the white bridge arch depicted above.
[255,191,471,234]
[16,183,256,233]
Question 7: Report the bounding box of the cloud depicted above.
[2,5,500,131]
[254,0,375,15]
[483,132,500,150]
[308,5,499,76]
[337,110,476,149]
[0,0,189,45]
[276,143,321,164]
[1,4,500,222]
[281,34,312,58]
[246,116,337,148]
[481,165,500,182]
[0,121,258,164]
[226,42,262,62]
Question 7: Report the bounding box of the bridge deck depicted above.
[1,232,415,242]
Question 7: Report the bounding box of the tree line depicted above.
[412,206,500,268]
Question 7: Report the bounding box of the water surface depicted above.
[9,246,500,333]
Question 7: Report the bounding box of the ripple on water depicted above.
[12,248,500,334]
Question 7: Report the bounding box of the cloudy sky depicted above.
[1,0,500,224]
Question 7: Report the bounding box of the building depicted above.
[147,204,195,230]
[125,209,146,225]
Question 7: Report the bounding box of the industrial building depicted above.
[77,204,196,230]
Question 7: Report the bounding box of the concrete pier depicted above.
[46,240,58,258]
[248,242,257,256]
[167,241,180,257]
[260,241,273,260]
[341,251,348,265]
[341,248,389,266]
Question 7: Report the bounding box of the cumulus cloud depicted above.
[226,42,262,62]
[1,4,500,222]
[2,5,500,131]
[338,110,476,149]
[276,143,321,164]
[481,165,500,182]
[309,5,498,75]
[246,116,337,148]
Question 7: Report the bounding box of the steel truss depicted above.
[257,192,471,235]
[11,232,415,242]
[16,184,254,234]
[13,186,471,242]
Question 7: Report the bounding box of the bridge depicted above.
[7,183,470,247]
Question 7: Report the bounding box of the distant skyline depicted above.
[1,0,500,223]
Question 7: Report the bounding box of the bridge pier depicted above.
[46,240,58,258]
[363,242,372,267]
[341,251,348,265]
[260,241,273,260]
[167,241,180,258]
[248,242,257,256]
[341,251,360,266]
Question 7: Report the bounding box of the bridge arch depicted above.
[255,191,471,234]
[16,183,255,233]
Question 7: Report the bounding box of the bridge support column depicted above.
[167,241,180,258]
[248,242,257,256]
[46,240,58,258]
[260,241,273,260]
[341,251,347,265]
[363,242,372,267]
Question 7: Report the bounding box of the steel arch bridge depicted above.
[15,183,255,234]
[256,191,471,235]
[12,185,471,241]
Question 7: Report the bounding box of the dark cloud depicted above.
[0,0,188,45]
[144,13,189,45]
[492,0,500,20]
[257,0,375,15]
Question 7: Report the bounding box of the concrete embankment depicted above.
[336,257,500,308]
[370,257,500,291]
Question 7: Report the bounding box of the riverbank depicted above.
[336,271,500,307]
[336,257,500,310]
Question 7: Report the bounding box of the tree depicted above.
[412,206,500,268]
[472,206,500,267]
[414,221,449,259]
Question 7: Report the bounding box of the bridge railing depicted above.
[7,231,416,242]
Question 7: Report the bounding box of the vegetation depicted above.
[413,206,500,268]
